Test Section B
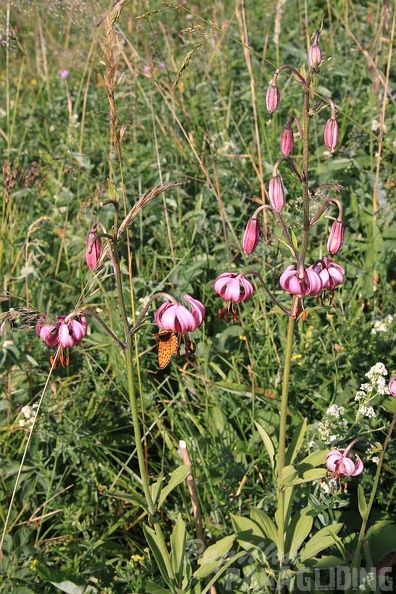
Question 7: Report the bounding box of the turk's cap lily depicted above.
[389,376,396,397]
[280,126,294,156]
[280,265,322,297]
[214,272,254,303]
[36,314,88,348]
[326,448,364,477]
[154,294,205,334]
[310,257,345,291]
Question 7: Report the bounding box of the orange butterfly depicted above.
[154,331,179,369]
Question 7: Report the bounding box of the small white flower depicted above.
[359,405,376,418]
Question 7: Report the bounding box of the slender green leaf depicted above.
[158,465,190,509]
[231,513,270,550]
[150,475,164,506]
[357,484,368,519]
[285,506,313,561]
[299,523,343,562]
[285,419,307,466]
[255,421,276,470]
[143,525,173,587]
[193,535,235,579]
[170,514,187,587]
[250,508,278,545]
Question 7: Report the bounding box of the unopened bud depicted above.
[280,126,294,156]
[242,217,260,255]
[324,117,339,153]
[268,174,285,212]
[85,229,102,270]
[309,43,322,68]
[327,220,344,254]
[266,84,280,113]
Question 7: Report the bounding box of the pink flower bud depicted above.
[389,376,396,397]
[280,126,294,156]
[268,174,285,212]
[309,43,322,68]
[266,84,280,113]
[327,220,345,255]
[324,117,339,153]
[85,229,102,270]
[242,217,260,255]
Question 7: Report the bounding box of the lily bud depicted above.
[242,217,260,255]
[266,84,280,113]
[324,117,339,153]
[389,377,396,397]
[280,126,294,156]
[85,229,102,270]
[309,43,322,68]
[327,220,344,254]
[268,174,285,212]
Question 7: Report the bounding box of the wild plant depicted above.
[1,4,396,594]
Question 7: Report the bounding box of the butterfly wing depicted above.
[157,331,178,369]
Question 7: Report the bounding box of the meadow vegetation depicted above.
[0,1,396,592]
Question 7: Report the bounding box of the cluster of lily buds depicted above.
[155,295,205,334]
[326,447,364,478]
[280,265,322,297]
[280,258,345,297]
[214,273,254,321]
[85,227,103,270]
[36,314,87,348]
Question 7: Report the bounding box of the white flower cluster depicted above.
[359,571,375,591]
[318,404,348,445]
[354,363,389,419]
[371,314,393,335]
[19,403,39,428]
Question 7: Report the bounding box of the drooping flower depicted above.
[242,217,260,255]
[389,376,396,397]
[214,272,254,321]
[266,83,280,113]
[279,265,322,297]
[327,220,345,255]
[154,295,205,367]
[155,294,205,334]
[36,314,88,359]
[310,257,345,291]
[268,174,285,212]
[280,126,294,156]
[324,117,339,153]
[85,228,102,270]
[326,448,364,477]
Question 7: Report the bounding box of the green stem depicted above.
[300,77,311,263]
[112,242,155,516]
[277,310,296,580]
[352,409,396,568]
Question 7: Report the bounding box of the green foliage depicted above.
[1,0,396,592]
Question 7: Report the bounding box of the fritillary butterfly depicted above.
[155,331,178,369]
